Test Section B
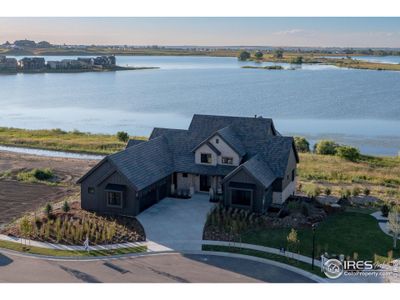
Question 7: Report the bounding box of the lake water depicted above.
[0,55,399,156]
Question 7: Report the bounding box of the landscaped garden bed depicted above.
[1,200,145,245]
[203,202,399,262]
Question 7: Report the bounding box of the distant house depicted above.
[19,57,45,70]
[0,56,17,72]
[78,114,299,216]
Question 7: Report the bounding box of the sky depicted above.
[0,17,400,48]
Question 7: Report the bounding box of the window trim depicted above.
[106,191,123,208]
[230,188,253,208]
[221,156,234,165]
[200,152,212,164]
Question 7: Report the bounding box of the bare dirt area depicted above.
[0,150,97,226]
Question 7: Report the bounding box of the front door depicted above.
[200,175,211,192]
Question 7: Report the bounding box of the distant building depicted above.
[19,57,46,70]
[77,57,95,67]
[94,56,116,67]
[0,56,17,72]
[14,39,36,48]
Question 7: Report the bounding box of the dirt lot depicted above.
[0,150,97,226]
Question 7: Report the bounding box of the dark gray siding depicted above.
[281,147,297,190]
[80,160,139,216]
[222,168,268,213]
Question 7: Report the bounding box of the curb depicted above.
[0,247,324,283]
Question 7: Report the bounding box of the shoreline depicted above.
[0,66,159,74]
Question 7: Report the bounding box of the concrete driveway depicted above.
[137,193,215,251]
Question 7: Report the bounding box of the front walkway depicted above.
[371,211,400,239]
[137,193,215,251]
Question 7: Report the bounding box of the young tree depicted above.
[388,206,400,249]
[291,56,303,64]
[287,228,300,254]
[44,203,53,218]
[116,131,129,142]
[19,217,33,247]
[62,200,70,213]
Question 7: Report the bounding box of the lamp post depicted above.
[311,223,318,270]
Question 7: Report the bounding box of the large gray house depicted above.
[78,114,299,216]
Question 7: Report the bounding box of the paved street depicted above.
[0,252,315,283]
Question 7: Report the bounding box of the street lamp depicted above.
[311,223,318,270]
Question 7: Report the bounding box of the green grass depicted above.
[202,245,323,278]
[0,240,147,257]
[0,127,146,155]
[239,212,399,261]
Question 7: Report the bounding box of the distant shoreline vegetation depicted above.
[241,65,286,70]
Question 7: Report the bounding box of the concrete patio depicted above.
[137,193,215,251]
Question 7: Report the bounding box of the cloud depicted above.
[273,29,304,35]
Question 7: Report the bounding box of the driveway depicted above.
[137,193,214,251]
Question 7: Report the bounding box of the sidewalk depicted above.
[370,211,400,239]
[0,234,146,251]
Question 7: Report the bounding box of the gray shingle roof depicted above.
[108,136,174,190]
[241,155,276,188]
[83,114,297,191]
[126,139,146,148]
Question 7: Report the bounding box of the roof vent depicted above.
[258,115,263,118]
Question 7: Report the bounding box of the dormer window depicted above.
[216,138,219,144]
[201,153,212,164]
[222,156,233,165]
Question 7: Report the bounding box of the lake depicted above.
[0,55,399,156]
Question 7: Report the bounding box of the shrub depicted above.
[340,188,351,199]
[352,186,361,197]
[303,184,321,199]
[314,140,339,155]
[381,204,390,217]
[116,131,129,143]
[44,203,53,218]
[17,168,54,182]
[291,56,303,64]
[287,228,300,253]
[254,51,263,59]
[62,201,70,213]
[324,187,332,196]
[294,136,310,153]
[336,145,361,162]
[238,51,251,61]
[363,187,371,196]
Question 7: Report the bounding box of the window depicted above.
[231,189,252,206]
[88,187,95,194]
[200,153,212,164]
[182,173,188,178]
[222,156,233,165]
[106,191,122,208]
[216,138,219,144]
[292,169,296,181]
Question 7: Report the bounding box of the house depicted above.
[18,57,45,70]
[0,56,17,72]
[78,114,299,216]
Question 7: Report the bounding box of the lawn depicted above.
[0,127,145,155]
[202,245,323,277]
[239,212,399,261]
[0,240,147,257]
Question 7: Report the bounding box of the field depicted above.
[0,127,140,155]
[0,151,96,227]
[297,153,400,202]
